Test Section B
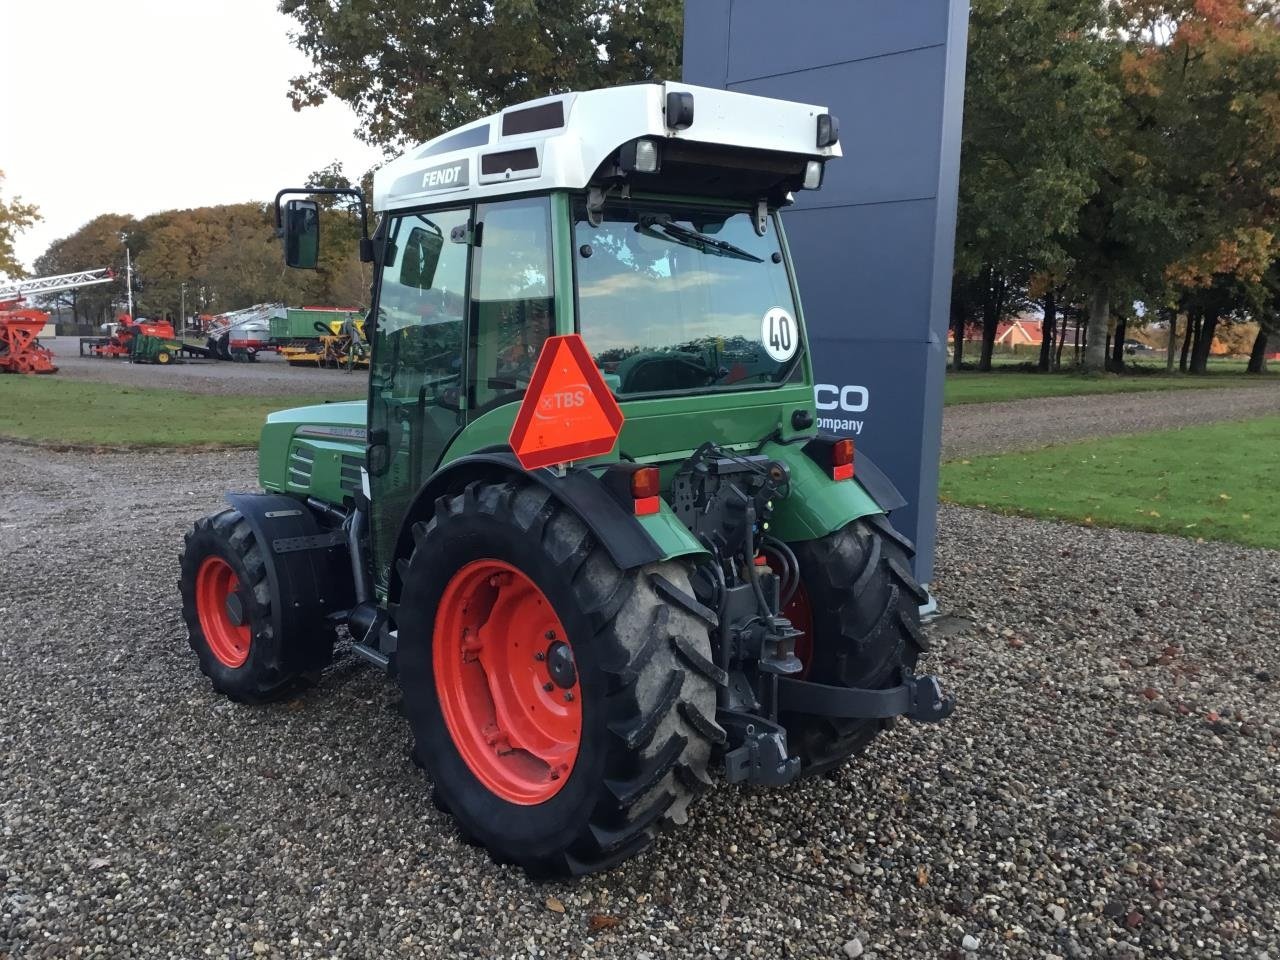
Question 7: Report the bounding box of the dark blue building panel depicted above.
[783,200,937,342]
[685,1,969,585]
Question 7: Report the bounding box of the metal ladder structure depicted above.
[0,268,116,306]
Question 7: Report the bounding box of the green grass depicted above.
[0,377,360,448]
[940,416,1280,550]
[944,368,1275,405]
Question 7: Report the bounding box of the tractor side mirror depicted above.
[275,186,372,265]
[283,199,321,269]
[399,226,444,290]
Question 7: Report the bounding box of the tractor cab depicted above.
[278,83,841,585]
[180,82,953,879]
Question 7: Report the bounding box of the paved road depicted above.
[942,382,1280,460]
[2,443,1276,958]
[45,336,364,398]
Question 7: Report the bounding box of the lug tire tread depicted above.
[785,516,928,777]
[179,508,332,704]
[398,481,718,877]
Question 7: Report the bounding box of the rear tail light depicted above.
[632,466,660,515]
[630,466,659,498]
[832,438,854,481]
[601,462,663,515]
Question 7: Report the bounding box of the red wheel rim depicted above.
[784,580,815,681]
[195,555,251,668]
[433,559,581,805]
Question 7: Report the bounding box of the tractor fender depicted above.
[390,452,704,598]
[846,449,907,514]
[762,442,907,543]
[224,492,356,648]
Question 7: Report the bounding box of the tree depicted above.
[1117,1,1280,373]
[32,214,135,328]
[0,170,41,279]
[304,162,372,308]
[953,0,1117,371]
[280,0,683,149]
[33,195,370,330]
[1068,78,1184,374]
[135,203,327,315]
[1247,255,1280,372]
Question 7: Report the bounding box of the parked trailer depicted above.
[194,303,284,361]
[272,307,367,369]
[130,328,184,365]
[268,306,361,342]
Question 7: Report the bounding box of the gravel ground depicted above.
[2,443,1277,959]
[43,337,363,398]
[943,382,1280,459]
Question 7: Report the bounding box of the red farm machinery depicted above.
[81,314,184,363]
[0,268,115,374]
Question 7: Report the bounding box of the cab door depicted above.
[464,196,556,420]
[366,206,471,584]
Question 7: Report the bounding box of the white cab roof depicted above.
[373,81,841,213]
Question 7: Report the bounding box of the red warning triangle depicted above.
[509,334,624,470]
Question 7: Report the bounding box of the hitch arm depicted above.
[775,674,955,723]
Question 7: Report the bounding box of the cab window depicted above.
[373,207,469,402]
[367,206,470,581]
[466,196,554,417]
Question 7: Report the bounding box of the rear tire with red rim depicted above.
[179,508,333,703]
[396,480,722,877]
[781,514,929,777]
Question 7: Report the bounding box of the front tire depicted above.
[782,513,929,777]
[395,481,722,877]
[179,509,333,703]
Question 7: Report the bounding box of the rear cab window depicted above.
[573,198,802,398]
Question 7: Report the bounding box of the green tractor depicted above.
[178,83,953,876]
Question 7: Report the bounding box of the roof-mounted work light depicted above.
[802,160,824,190]
[619,139,661,174]
[816,113,840,148]
[665,90,695,130]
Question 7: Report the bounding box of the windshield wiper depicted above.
[636,214,763,263]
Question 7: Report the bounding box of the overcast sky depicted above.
[1,0,386,273]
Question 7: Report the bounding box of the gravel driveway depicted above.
[2,443,1277,958]
[44,337,363,398]
[943,382,1280,460]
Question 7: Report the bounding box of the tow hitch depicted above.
[674,442,955,788]
[722,674,955,786]
[776,672,956,723]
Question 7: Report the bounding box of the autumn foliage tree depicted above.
[33,193,369,331]
[33,214,135,327]
[1120,0,1280,373]
[956,0,1280,375]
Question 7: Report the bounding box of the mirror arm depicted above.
[274,187,375,263]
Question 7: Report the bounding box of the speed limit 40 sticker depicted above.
[761,307,798,362]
